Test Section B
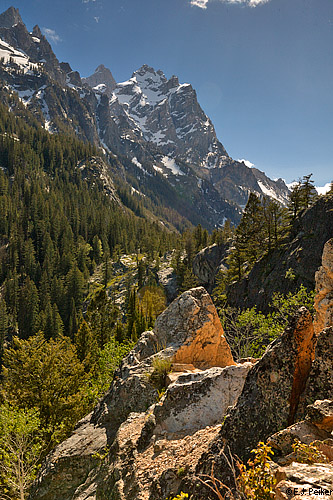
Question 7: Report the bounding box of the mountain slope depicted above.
[0,6,290,229]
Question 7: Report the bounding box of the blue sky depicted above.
[1,0,332,185]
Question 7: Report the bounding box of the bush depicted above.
[221,306,282,359]
[220,285,315,359]
[292,440,329,465]
[238,442,276,500]
[0,405,43,500]
[270,285,315,325]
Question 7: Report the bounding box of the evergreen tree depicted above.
[85,289,118,347]
[137,259,145,289]
[288,174,317,219]
[92,235,103,265]
[1,333,89,448]
[0,299,8,366]
[227,193,263,281]
[300,173,317,208]
[74,319,98,370]
[180,268,199,292]
[17,277,39,339]
[288,180,302,220]
[66,264,84,311]
[115,321,125,343]
[68,297,79,339]
[226,193,289,282]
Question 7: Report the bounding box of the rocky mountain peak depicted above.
[82,64,116,96]
[131,64,168,92]
[110,64,229,167]
[133,64,165,79]
[0,10,65,85]
[0,6,22,28]
[166,74,180,90]
[32,24,42,38]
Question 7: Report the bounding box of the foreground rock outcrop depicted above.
[268,400,333,499]
[297,326,333,418]
[191,240,333,498]
[201,307,316,463]
[30,287,241,500]
[275,462,333,500]
[30,238,333,500]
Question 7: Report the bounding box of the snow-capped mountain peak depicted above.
[109,64,228,166]
[116,65,168,108]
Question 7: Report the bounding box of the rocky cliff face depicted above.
[194,239,333,497]
[0,7,65,84]
[314,238,333,334]
[29,287,249,500]
[199,307,316,464]
[227,193,333,311]
[109,64,228,168]
[192,243,228,292]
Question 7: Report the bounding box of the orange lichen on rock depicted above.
[171,291,235,369]
[288,308,316,425]
[153,286,235,369]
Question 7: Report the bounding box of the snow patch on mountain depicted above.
[316,183,331,195]
[131,157,152,177]
[161,156,184,176]
[14,88,34,106]
[257,181,284,202]
[132,157,143,169]
[238,159,255,168]
[153,165,166,176]
[0,38,39,73]
[286,181,299,190]
[131,186,145,197]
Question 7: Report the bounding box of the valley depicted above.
[0,5,332,500]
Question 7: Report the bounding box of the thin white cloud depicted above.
[190,0,270,8]
[82,0,96,3]
[41,28,61,44]
[191,0,209,8]
[247,0,269,6]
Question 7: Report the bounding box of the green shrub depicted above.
[270,284,315,323]
[221,306,283,359]
[292,440,329,465]
[220,285,315,359]
[176,467,186,478]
